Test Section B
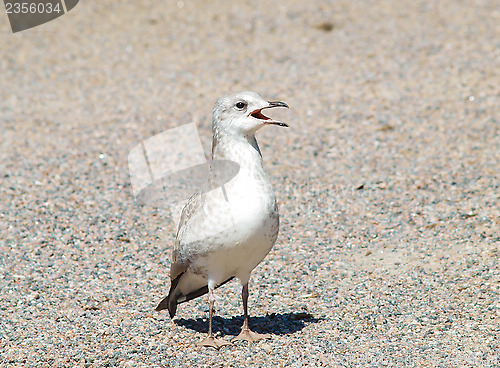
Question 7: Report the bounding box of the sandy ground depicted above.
[0,0,499,366]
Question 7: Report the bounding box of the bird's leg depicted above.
[197,285,232,349]
[233,283,271,342]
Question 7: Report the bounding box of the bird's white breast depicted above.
[180,140,279,286]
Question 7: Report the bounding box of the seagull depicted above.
[155,91,289,349]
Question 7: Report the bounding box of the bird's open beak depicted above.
[249,101,289,127]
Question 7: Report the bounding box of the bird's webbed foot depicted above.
[197,335,233,350]
[232,329,271,343]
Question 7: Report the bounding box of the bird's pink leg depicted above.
[233,283,271,342]
[198,285,232,349]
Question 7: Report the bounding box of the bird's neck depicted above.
[212,131,263,166]
[211,130,274,201]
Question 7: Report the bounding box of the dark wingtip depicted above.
[155,296,169,312]
[155,296,177,318]
[168,300,177,318]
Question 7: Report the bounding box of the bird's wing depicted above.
[157,191,204,317]
[169,190,203,280]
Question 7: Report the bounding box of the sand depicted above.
[0,0,499,366]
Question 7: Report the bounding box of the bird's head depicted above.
[212,91,289,137]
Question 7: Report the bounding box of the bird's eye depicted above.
[235,101,247,110]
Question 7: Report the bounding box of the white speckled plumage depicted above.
[156,91,288,348]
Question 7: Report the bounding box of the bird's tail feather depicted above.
[155,275,235,318]
[155,273,182,317]
[155,295,177,317]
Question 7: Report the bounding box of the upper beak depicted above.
[249,100,289,127]
[267,101,289,109]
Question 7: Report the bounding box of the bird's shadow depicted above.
[175,311,322,337]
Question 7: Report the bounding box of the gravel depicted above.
[1,0,499,366]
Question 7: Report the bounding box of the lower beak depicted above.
[264,120,289,127]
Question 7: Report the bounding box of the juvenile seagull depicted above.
[156,91,289,349]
